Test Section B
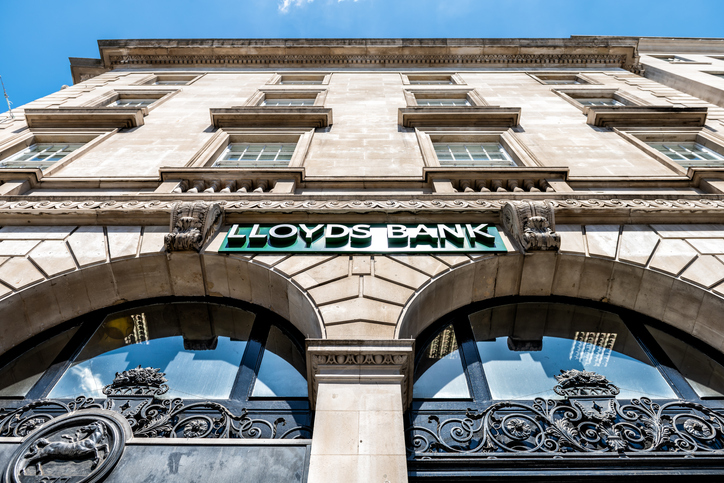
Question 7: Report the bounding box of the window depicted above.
[269,74,330,85]
[108,98,156,108]
[529,73,598,85]
[552,88,646,113]
[707,72,724,80]
[433,143,516,167]
[137,74,202,86]
[262,98,315,107]
[576,97,626,107]
[0,143,84,170]
[0,300,309,403]
[648,142,724,167]
[416,99,470,107]
[402,73,464,85]
[651,55,696,63]
[212,143,296,167]
[407,300,724,473]
[411,300,724,402]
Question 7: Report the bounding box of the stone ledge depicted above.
[210,107,333,128]
[24,108,145,129]
[398,106,521,128]
[585,106,708,128]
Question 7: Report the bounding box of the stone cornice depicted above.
[1,197,724,225]
[91,37,639,71]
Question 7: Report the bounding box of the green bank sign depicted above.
[219,223,507,253]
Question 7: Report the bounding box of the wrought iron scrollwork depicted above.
[0,367,310,440]
[407,369,724,458]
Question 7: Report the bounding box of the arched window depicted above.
[0,298,311,439]
[407,298,724,478]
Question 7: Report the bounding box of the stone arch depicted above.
[395,251,724,352]
[0,251,324,355]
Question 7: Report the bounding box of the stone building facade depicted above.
[0,37,723,481]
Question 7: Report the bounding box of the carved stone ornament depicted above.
[4,410,129,483]
[501,200,561,251]
[164,201,223,252]
[102,365,169,397]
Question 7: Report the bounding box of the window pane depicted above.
[648,142,724,167]
[433,143,515,167]
[109,99,155,107]
[647,325,724,398]
[470,303,676,400]
[48,303,254,400]
[252,326,307,398]
[0,143,83,170]
[0,326,79,397]
[214,143,296,168]
[413,324,470,399]
[577,98,625,107]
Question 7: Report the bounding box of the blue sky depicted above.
[1,0,723,111]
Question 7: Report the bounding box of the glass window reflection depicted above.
[49,303,254,400]
[413,324,471,399]
[469,303,676,400]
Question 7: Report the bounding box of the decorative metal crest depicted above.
[102,366,168,397]
[407,369,724,458]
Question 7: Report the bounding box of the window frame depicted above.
[616,127,724,174]
[415,128,541,168]
[244,89,328,107]
[186,127,314,168]
[132,73,204,86]
[403,88,486,107]
[552,88,650,112]
[0,129,115,176]
[400,73,465,85]
[528,72,601,86]
[0,296,312,415]
[410,295,724,415]
[82,88,180,114]
[266,73,331,85]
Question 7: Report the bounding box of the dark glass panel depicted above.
[413,324,470,399]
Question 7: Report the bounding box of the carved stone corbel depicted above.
[164,201,223,252]
[306,339,415,409]
[501,200,561,252]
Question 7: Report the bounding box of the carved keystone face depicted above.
[5,412,127,483]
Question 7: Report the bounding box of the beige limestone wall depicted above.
[3,67,724,181]
[0,223,723,357]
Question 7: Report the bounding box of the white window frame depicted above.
[552,88,649,112]
[82,89,180,114]
[616,128,724,174]
[212,143,297,168]
[131,73,204,86]
[528,73,600,86]
[401,73,465,85]
[403,88,486,107]
[244,89,328,107]
[266,73,331,85]
[415,128,541,168]
[0,129,115,175]
[186,128,314,168]
[433,142,515,167]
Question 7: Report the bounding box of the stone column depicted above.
[306,339,414,483]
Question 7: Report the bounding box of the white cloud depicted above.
[278,0,314,13]
[278,0,358,13]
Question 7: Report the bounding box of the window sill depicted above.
[398,107,521,128]
[24,107,145,129]
[210,107,333,128]
[586,106,708,128]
